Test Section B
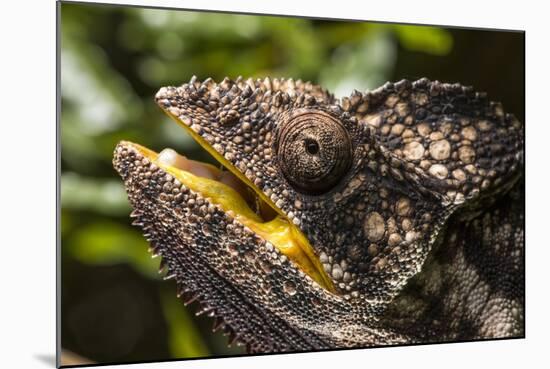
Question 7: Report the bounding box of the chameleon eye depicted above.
[276,112,352,194]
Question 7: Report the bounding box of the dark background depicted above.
[60,1,524,365]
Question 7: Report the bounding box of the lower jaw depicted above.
[122,141,336,293]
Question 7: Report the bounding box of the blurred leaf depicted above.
[262,18,324,79]
[67,220,160,278]
[61,173,131,215]
[317,22,376,47]
[161,290,210,358]
[61,209,75,237]
[61,41,142,135]
[320,31,396,97]
[392,25,453,55]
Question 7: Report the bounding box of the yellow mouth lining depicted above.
[127,113,335,293]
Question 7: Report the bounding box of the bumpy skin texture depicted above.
[113,77,524,353]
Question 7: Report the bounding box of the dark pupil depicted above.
[304,138,319,155]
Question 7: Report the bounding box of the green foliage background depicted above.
[60,2,524,364]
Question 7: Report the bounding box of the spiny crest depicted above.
[155,75,335,120]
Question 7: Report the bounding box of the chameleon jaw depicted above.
[118,141,336,293]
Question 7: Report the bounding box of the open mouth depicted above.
[120,115,335,293]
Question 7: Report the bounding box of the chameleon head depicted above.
[113,76,523,350]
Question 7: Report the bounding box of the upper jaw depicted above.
[151,81,344,292]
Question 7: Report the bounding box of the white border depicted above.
[1,0,547,368]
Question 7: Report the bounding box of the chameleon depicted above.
[112,76,524,353]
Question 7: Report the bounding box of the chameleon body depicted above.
[112,77,524,353]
